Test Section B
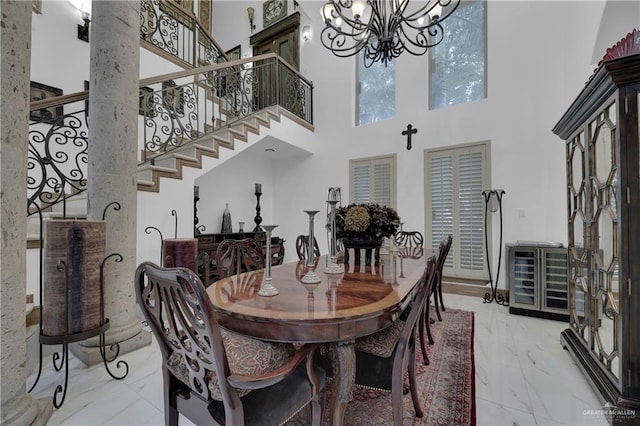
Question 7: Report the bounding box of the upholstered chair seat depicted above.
[166,328,295,401]
[355,320,404,359]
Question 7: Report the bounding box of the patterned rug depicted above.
[288,308,476,426]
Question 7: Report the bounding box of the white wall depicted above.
[214,0,638,288]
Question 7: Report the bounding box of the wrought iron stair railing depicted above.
[140,0,228,68]
[28,53,313,218]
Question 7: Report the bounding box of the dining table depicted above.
[206,246,430,426]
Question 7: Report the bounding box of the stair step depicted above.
[133,105,288,192]
[139,164,179,175]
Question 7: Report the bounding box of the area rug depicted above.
[288,308,476,426]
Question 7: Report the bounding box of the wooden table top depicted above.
[206,249,431,343]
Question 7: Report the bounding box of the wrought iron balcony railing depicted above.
[138,53,313,159]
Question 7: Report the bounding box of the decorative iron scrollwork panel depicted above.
[28,109,88,215]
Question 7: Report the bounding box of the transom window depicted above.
[430,0,487,110]
[356,51,396,126]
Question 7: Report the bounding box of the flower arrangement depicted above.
[335,203,400,241]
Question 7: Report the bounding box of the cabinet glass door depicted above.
[589,106,620,380]
[512,249,536,307]
[543,250,569,311]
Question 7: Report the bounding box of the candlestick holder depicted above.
[253,189,263,232]
[325,199,344,274]
[302,211,321,284]
[258,225,279,296]
[194,186,201,235]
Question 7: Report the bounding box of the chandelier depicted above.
[320,0,460,68]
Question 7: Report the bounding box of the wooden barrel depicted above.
[42,220,106,337]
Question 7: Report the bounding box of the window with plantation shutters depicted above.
[425,143,489,279]
[350,155,396,208]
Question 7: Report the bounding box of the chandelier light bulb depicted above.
[429,4,443,20]
[352,0,367,20]
[321,4,335,23]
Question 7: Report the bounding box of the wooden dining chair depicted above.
[135,262,326,426]
[215,238,265,279]
[296,234,321,260]
[395,230,424,248]
[418,235,453,364]
[433,234,453,320]
[352,255,438,426]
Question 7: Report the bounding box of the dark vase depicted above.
[341,237,383,266]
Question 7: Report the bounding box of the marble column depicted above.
[71,0,151,365]
[0,2,52,424]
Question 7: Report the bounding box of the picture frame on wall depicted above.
[263,0,287,27]
[162,80,184,116]
[226,45,241,61]
[84,80,90,118]
[139,86,157,118]
[32,0,42,14]
[29,81,63,124]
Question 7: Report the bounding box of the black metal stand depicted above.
[27,202,129,408]
[194,187,205,235]
[482,190,508,305]
[253,191,263,232]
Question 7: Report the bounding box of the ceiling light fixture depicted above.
[320,0,460,68]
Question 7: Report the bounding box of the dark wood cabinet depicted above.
[552,30,640,424]
[196,232,285,284]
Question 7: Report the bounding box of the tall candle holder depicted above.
[258,225,279,296]
[302,211,321,284]
[325,199,344,274]
[253,183,263,232]
[194,185,201,235]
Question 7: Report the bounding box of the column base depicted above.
[70,329,151,367]
[1,393,52,426]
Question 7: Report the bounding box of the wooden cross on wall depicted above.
[402,124,417,150]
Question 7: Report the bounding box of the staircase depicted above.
[137,106,283,193]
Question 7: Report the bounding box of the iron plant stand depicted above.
[482,190,508,305]
[27,202,129,408]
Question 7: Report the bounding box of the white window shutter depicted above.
[352,163,371,204]
[350,155,396,208]
[426,143,488,279]
[430,156,454,268]
[372,160,392,206]
[458,151,484,271]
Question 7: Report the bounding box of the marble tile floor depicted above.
[27,294,609,426]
